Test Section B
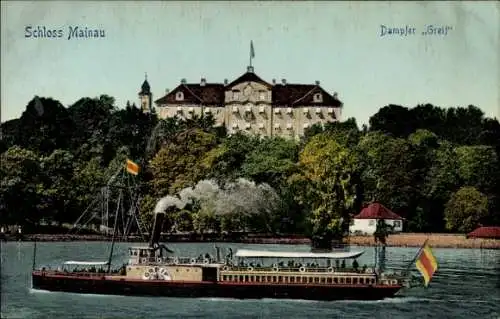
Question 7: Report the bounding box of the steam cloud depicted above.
[154,178,282,219]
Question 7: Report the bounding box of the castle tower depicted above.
[139,73,152,113]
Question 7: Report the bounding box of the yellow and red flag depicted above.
[415,242,438,287]
[125,159,139,175]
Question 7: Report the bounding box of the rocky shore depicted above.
[2,232,499,249]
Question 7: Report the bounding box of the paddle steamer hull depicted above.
[32,271,402,301]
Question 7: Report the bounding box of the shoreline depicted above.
[2,233,499,249]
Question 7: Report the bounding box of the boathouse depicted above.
[349,203,404,235]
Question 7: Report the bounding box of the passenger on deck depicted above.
[353,259,359,272]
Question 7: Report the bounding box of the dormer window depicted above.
[176,91,184,101]
[313,93,323,103]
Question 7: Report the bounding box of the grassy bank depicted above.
[2,232,499,249]
[349,233,500,249]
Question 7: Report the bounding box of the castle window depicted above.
[233,90,240,100]
[259,91,266,101]
[313,93,323,103]
[176,92,184,101]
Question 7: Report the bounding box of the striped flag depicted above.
[125,159,139,175]
[250,41,255,58]
[415,242,438,287]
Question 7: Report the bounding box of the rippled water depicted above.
[1,241,499,319]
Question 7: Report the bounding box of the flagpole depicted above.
[402,238,429,277]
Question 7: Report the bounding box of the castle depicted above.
[138,65,343,139]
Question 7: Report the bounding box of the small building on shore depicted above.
[349,203,404,236]
[466,226,500,239]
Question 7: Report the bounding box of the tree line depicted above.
[1,96,499,242]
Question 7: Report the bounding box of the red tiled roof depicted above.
[272,84,341,108]
[353,203,403,220]
[154,71,342,108]
[467,226,500,239]
[226,71,272,89]
[155,83,225,105]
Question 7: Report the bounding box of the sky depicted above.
[1,1,499,126]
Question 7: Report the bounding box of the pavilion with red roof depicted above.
[349,202,404,235]
[466,226,500,239]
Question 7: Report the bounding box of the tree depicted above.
[37,149,76,224]
[368,104,413,137]
[357,132,419,218]
[240,136,298,188]
[444,187,489,233]
[150,128,218,196]
[0,146,42,226]
[289,133,360,248]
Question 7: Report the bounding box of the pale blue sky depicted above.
[1,1,499,125]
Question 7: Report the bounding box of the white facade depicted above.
[349,218,403,235]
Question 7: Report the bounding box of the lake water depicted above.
[1,242,499,319]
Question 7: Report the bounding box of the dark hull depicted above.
[32,272,402,301]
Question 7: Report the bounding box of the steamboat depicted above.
[31,206,415,301]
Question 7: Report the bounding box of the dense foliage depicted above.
[1,97,499,238]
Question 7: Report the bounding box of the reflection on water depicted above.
[1,242,499,319]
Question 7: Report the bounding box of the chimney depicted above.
[200,78,206,86]
[224,78,228,85]
[181,78,187,84]
[165,88,170,94]
[272,79,276,85]
[315,80,320,85]
[247,66,254,73]
[281,79,287,85]
[333,92,338,99]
